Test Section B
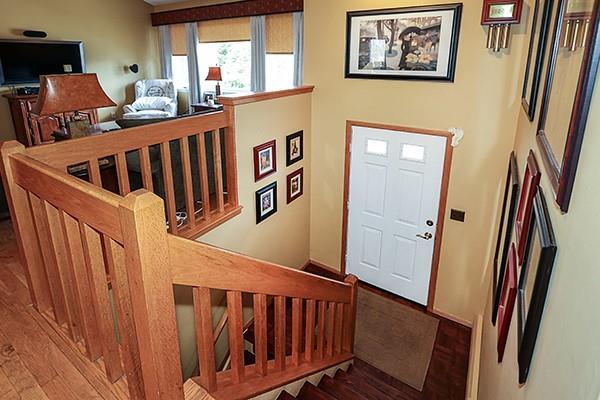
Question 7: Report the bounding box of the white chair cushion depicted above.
[131,96,173,111]
[122,110,172,120]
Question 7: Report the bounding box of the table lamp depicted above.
[31,73,116,140]
[205,66,223,97]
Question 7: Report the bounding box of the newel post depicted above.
[0,141,52,311]
[343,275,359,353]
[118,190,183,399]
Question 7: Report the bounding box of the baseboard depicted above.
[305,259,344,278]
[430,308,473,328]
[465,314,483,400]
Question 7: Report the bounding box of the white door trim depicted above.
[341,120,453,311]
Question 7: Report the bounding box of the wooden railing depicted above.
[24,109,240,239]
[0,87,357,399]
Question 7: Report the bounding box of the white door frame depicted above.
[340,120,453,311]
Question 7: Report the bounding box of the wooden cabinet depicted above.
[3,93,98,146]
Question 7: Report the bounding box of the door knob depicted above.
[416,232,433,240]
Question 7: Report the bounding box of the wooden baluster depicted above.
[223,107,238,207]
[179,137,196,228]
[326,302,335,357]
[226,291,244,384]
[28,193,68,325]
[253,293,268,376]
[211,130,225,213]
[88,158,102,187]
[274,296,286,371]
[291,298,302,366]
[60,211,102,360]
[80,222,124,382]
[343,275,358,353]
[115,152,130,196]
[160,142,178,234]
[104,238,145,399]
[193,287,217,392]
[335,303,344,354]
[45,202,81,340]
[196,133,211,220]
[119,191,183,399]
[1,142,52,312]
[139,147,154,191]
[213,311,228,345]
[304,299,316,362]
[316,300,326,360]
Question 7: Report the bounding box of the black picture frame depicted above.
[521,0,554,120]
[344,3,463,82]
[255,182,277,224]
[517,187,557,384]
[536,0,600,212]
[286,130,304,166]
[492,152,520,326]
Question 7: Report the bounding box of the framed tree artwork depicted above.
[515,151,541,265]
[345,3,463,81]
[286,131,304,166]
[521,0,555,120]
[492,152,520,326]
[536,0,600,212]
[253,140,276,182]
[286,168,303,204]
[517,187,557,384]
[497,243,518,362]
[255,182,277,224]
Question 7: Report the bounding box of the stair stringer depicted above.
[251,360,354,400]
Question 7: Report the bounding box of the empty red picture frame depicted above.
[497,242,518,362]
[515,151,541,265]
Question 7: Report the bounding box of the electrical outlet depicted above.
[450,209,466,222]
[109,111,117,120]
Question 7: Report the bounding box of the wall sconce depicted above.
[481,0,523,52]
[128,64,139,73]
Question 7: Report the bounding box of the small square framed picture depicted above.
[287,168,304,204]
[253,140,277,181]
[255,182,277,223]
[286,131,303,166]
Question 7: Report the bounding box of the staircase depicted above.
[276,361,410,400]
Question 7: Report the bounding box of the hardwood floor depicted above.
[0,220,129,400]
[303,264,472,400]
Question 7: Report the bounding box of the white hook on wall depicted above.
[448,127,464,147]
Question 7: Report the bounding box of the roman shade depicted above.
[171,24,187,56]
[266,13,293,54]
[199,17,250,43]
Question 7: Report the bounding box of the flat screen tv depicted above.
[0,39,85,86]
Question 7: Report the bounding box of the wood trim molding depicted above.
[151,0,303,26]
[218,86,314,107]
[340,120,453,313]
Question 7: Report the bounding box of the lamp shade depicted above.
[205,66,222,81]
[31,73,116,116]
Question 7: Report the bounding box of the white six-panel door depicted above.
[346,126,447,305]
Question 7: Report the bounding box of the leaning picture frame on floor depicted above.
[345,3,463,81]
[517,187,557,384]
[492,151,520,326]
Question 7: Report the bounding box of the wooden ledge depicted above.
[218,86,314,107]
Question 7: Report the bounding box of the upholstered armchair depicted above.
[122,79,177,119]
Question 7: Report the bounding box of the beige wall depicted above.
[478,10,600,400]
[304,0,527,323]
[0,0,160,141]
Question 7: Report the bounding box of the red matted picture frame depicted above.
[515,151,541,265]
[497,242,518,362]
[481,0,523,25]
[286,168,303,204]
[253,140,277,182]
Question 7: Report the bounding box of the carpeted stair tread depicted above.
[297,381,337,400]
[318,374,366,400]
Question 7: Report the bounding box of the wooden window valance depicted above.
[152,0,303,27]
